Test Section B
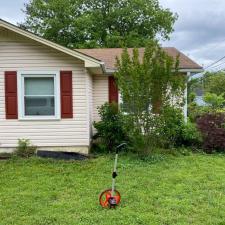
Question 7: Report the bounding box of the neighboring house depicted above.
[194,87,206,106]
[0,19,203,154]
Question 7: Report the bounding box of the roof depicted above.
[76,47,203,71]
[0,19,203,74]
[0,19,104,70]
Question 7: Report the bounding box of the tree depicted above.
[21,0,177,48]
[204,93,225,109]
[203,72,225,97]
[115,40,184,115]
[187,72,225,121]
[114,40,185,153]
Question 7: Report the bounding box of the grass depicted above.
[0,152,225,225]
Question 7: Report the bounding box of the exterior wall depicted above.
[0,28,90,154]
[92,73,187,125]
[92,74,109,122]
[184,72,190,123]
[87,70,93,138]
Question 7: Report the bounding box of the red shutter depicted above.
[108,76,118,103]
[5,71,18,119]
[60,71,73,118]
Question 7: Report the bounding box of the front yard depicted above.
[0,153,225,225]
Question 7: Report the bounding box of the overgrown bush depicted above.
[113,41,185,155]
[204,92,225,109]
[127,106,202,153]
[180,121,202,148]
[156,106,202,148]
[158,106,184,148]
[93,103,202,155]
[188,103,209,122]
[125,117,158,155]
[15,139,37,158]
[197,113,225,153]
[93,103,128,152]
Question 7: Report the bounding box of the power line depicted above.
[212,66,225,73]
[208,59,225,70]
[192,62,225,78]
[204,55,225,70]
[202,38,225,69]
[192,56,225,78]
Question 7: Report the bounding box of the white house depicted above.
[0,19,203,154]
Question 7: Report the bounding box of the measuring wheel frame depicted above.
[99,143,126,209]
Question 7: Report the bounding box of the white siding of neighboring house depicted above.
[0,28,90,154]
[92,74,109,122]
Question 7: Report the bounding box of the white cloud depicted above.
[160,0,225,68]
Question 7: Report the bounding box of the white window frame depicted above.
[18,71,61,120]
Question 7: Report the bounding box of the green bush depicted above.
[188,103,207,122]
[126,106,191,153]
[180,121,202,148]
[204,92,225,109]
[93,103,202,155]
[157,107,202,149]
[15,139,37,158]
[158,106,184,148]
[93,103,128,152]
[121,112,159,155]
[127,129,156,155]
[188,93,225,122]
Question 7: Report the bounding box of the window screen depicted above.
[24,77,55,116]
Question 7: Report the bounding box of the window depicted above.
[18,72,60,120]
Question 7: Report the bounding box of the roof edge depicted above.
[0,19,105,70]
[105,68,204,75]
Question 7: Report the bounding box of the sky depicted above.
[1,0,225,70]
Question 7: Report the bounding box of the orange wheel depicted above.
[99,189,121,208]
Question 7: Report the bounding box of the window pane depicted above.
[25,96,55,116]
[25,77,54,95]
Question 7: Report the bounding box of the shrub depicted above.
[204,92,225,109]
[180,121,202,148]
[122,112,159,155]
[197,113,225,153]
[125,106,202,154]
[188,103,205,122]
[127,128,157,155]
[188,93,225,122]
[15,139,37,158]
[93,103,128,152]
[158,106,184,148]
[128,107,198,152]
[93,103,202,155]
[158,107,202,149]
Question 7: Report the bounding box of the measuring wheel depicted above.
[99,189,121,208]
[99,143,126,209]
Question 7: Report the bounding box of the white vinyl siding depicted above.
[87,70,93,138]
[93,74,109,122]
[0,28,90,149]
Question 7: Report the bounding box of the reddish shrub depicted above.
[197,113,225,153]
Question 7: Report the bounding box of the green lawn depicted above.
[0,153,225,225]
